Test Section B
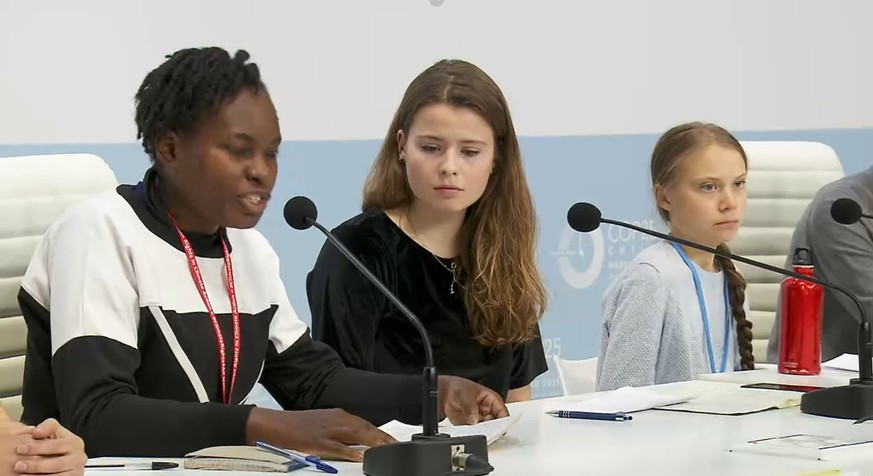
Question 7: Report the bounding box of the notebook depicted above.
[379,413,521,445]
[184,446,307,472]
[655,381,802,415]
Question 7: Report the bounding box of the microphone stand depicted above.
[304,218,494,476]
[594,216,873,420]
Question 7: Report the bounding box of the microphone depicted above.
[283,197,493,476]
[567,202,873,421]
[829,197,873,425]
[831,197,873,224]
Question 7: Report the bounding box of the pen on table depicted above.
[546,410,633,421]
[255,441,338,474]
[85,462,179,470]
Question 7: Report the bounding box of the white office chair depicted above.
[551,355,598,396]
[729,141,844,363]
[0,154,118,420]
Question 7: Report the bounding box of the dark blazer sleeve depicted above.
[260,333,423,426]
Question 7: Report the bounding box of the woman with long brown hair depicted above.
[307,59,548,402]
[595,122,755,391]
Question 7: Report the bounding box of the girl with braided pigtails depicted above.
[596,122,754,391]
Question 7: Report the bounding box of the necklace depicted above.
[401,212,460,295]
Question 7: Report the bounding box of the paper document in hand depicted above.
[656,381,802,415]
[822,353,868,373]
[546,386,696,414]
[379,413,521,445]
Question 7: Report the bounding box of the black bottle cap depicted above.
[793,247,813,266]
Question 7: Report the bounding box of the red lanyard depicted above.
[167,212,240,405]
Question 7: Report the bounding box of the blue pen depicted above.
[255,441,339,474]
[546,410,633,421]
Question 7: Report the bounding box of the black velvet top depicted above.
[307,210,547,399]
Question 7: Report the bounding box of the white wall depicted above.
[1,0,872,145]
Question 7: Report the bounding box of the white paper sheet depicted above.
[822,353,868,373]
[544,385,696,413]
[379,413,521,445]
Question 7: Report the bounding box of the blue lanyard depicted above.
[669,242,732,373]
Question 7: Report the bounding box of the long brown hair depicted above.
[651,122,754,370]
[362,59,547,347]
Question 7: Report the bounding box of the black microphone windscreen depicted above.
[284,196,318,230]
[831,198,862,225]
[567,202,602,232]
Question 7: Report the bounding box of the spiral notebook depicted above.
[184,446,307,472]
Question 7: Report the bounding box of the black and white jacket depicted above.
[18,169,421,457]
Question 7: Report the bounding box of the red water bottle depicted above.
[778,247,825,375]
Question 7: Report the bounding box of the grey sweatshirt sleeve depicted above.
[808,195,873,326]
[596,264,668,391]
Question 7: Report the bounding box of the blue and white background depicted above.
[2,0,872,398]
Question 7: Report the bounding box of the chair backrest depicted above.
[0,154,118,420]
[728,141,844,362]
[551,355,598,396]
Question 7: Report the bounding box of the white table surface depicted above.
[87,368,873,476]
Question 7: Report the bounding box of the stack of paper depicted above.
[544,385,697,413]
[379,413,521,445]
[547,380,804,416]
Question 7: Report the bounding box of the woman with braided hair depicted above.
[596,121,754,391]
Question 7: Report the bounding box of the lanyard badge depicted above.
[670,242,732,373]
[168,212,241,405]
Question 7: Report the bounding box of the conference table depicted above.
[87,365,873,476]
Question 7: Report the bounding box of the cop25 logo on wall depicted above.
[553,215,660,289]
[554,225,605,289]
